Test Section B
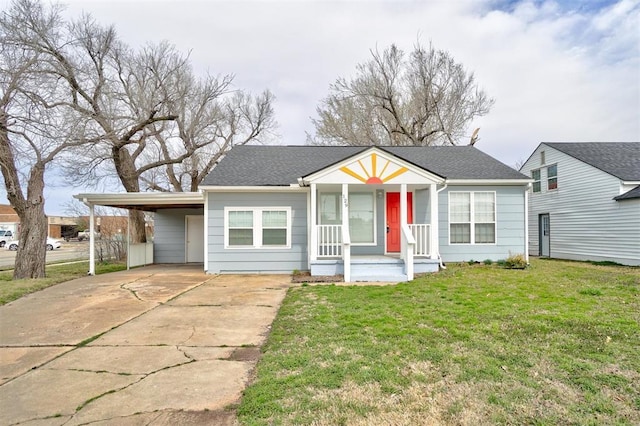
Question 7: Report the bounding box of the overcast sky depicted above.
[2,0,640,215]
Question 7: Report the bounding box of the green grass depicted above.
[238,258,640,425]
[0,261,126,305]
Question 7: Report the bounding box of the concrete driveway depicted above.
[0,265,291,425]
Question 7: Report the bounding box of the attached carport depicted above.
[73,192,205,275]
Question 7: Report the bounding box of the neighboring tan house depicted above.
[0,204,20,236]
[77,145,532,281]
[520,142,640,266]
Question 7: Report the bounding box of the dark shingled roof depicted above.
[614,185,640,201]
[543,142,640,181]
[202,145,529,186]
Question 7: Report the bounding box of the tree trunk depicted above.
[1,112,48,278]
[112,145,147,243]
[13,191,47,279]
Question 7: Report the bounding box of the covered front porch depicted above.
[302,147,446,282]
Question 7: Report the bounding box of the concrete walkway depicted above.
[0,265,291,425]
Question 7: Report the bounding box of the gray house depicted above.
[520,142,640,266]
[77,145,532,281]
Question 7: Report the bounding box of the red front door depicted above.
[386,192,413,253]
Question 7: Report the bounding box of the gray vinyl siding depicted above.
[438,185,527,262]
[414,188,431,224]
[154,208,204,263]
[207,192,308,273]
[522,145,640,266]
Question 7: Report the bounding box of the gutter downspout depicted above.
[436,182,449,270]
[525,183,531,264]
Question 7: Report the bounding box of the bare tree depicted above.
[140,89,276,192]
[311,42,494,146]
[0,0,95,278]
[2,1,182,245]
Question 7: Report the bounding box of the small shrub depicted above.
[468,259,477,265]
[504,253,527,269]
[292,269,301,276]
[483,259,493,265]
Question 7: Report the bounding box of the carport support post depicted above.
[88,202,95,276]
[126,210,131,270]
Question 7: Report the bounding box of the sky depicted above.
[2,0,639,215]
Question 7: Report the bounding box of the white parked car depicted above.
[6,238,62,251]
[0,230,13,248]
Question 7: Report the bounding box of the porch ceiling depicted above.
[73,192,205,212]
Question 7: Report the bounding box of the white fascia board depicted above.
[73,192,204,205]
[622,181,640,185]
[445,179,533,185]
[303,146,446,184]
[199,185,309,192]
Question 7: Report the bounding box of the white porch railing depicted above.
[401,224,416,281]
[409,224,431,257]
[317,224,342,257]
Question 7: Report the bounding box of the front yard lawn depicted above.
[0,261,126,305]
[239,258,639,425]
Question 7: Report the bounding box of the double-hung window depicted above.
[547,164,558,190]
[225,207,291,248]
[318,192,375,245]
[449,192,496,244]
[531,169,541,193]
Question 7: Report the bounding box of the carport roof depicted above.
[74,192,204,211]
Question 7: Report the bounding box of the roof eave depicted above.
[445,179,533,185]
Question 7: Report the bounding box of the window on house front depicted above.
[547,164,558,190]
[449,192,496,244]
[225,207,291,248]
[532,169,541,193]
[262,210,287,246]
[228,210,254,246]
[319,193,341,225]
[540,151,546,165]
[319,192,375,244]
[349,193,375,244]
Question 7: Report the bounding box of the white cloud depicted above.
[1,0,638,214]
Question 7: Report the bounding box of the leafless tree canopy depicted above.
[1,0,276,278]
[311,42,494,146]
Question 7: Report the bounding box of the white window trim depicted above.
[318,191,377,246]
[531,169,541,193]
[547,164,558,191]
[448,191,497,245]
[224,207,292,249]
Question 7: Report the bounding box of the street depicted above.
[0,241,89,269]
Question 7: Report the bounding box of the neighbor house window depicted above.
[540,150,546,165]
[449,192,496,244]
[319,192,375,244]
[547,164,557,190]
[531,169,541,193]
[225,207,291,248]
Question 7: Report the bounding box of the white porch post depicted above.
[400,184,407,260]
[310,183,317,263]
[342,183,350,282]
[88,202,95,275]
[430,183,439,259]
